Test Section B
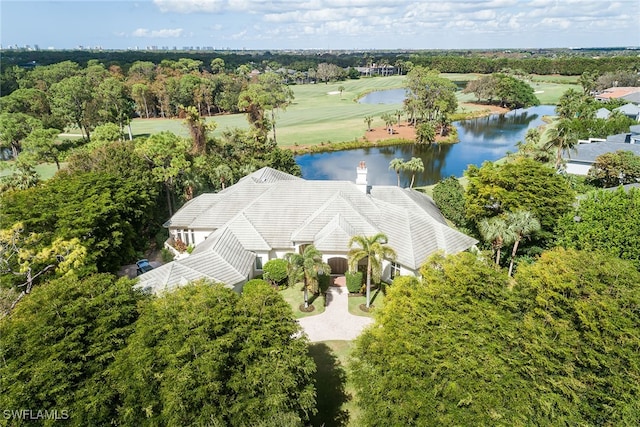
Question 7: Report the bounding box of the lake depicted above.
[296,104,557,187]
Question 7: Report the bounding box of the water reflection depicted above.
[296,105,556,187]
[358,88,407,105]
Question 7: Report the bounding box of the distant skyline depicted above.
[1,0,639,51]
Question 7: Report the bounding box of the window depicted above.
[390,262,400,279]
[255,256,263,270]
[191,230,196,245]
[183,229,190,245]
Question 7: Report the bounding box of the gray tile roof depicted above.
[614,103,640,116]
[622,92,640,103]
[566,142,640,163]
[145,167,478,291]
[138,227,254,293]
[595,108,611,119]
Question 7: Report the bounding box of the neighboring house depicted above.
[594,107,611,119]
[137,164,477,294]
[595,87,640,102]
[564,141,640,175]
[614,103,640,121]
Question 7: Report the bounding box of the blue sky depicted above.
[1,0,638,50]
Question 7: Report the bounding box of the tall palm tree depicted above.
[404,157,424,188]
[506,210,541,277]
[478,216,515,266]
[348,233,397,309]
[388,158,405,187]
[544,119,577,170]
[285,245,330,309]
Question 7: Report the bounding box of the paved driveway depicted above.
[297,285,374,342]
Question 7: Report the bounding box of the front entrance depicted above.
[328,257,348,275]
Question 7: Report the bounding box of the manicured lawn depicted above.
[130,73,578,148]
[347,287,385,318]
[278,285,325,319]
[0,161,63,180]
[123,74,575,149]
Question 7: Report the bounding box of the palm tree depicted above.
[381,112,395,134]
[213,164,233,190]
[348,233,397,309]
[394,109,403,126]
[478,216,515,266]
[285,245,330,309]
[505,210,541,277]
[364,115,373,132]
[544,119,577,169]
[388,158,405,187]
[404,157,424,188]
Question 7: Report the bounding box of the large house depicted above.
[137,163,477,294]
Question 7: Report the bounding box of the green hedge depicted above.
[346,271,364,293]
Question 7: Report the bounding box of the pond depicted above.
[295,105,556,187]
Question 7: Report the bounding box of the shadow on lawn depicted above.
[308,343,350,427]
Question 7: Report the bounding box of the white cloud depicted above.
[153,0,227,13]
[132,28,184,38]
[147,0,637,48]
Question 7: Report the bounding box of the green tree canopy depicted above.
[351,249,640,426]
[113,281,316,426]
[556,187,640,268]
[432,176,467,229]
[0,274,148,425]
[587,150,640,188]
[464,157,575,245]
[1,170,157,273]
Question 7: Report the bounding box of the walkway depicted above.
[297,282,374,342]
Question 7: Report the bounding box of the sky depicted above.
[1,0,639,51]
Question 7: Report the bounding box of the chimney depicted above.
[356,161,369,194]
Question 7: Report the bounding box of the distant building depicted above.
[595,87,640,102]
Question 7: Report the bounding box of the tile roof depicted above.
[138,227,255,293]
[140,167,478,291]
[595,87,640,100]
[566,141,640,163]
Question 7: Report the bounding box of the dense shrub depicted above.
[262,258,288,286]
[244,278,269,291]
[346,271,363,293]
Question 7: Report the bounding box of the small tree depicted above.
[381,112,395,134]
[348,233,396,309]
[478,216,515,266]
[587,150,640,188]
[416,121,436,144]
[263,258,288,286]
[364,115,373,131]
[506,210,540,277]
[285,245,330,309]
[388,158,405,187]
[432,176,467,228]
[404,157,424,188]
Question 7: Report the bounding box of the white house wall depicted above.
[170,228,214,247]
[566,162,592,176]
